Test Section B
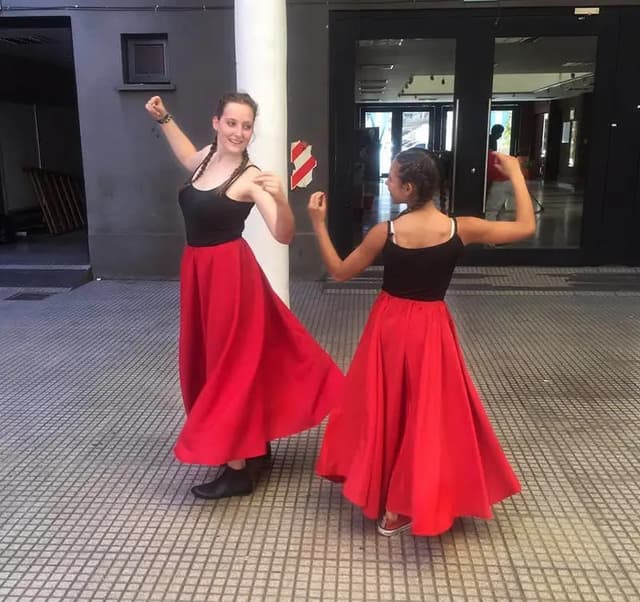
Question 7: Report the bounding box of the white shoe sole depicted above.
[377,520,412,537]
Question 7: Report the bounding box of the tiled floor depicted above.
[1,270,640,601]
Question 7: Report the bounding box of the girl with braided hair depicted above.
[145,93,342,500]
[308,148,535,537]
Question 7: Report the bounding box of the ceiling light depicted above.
[360,64,395,70]
[358,39,404,48]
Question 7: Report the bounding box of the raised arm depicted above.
[145,96,207,172]
[308,192,387,282]
[244,170,295,244]
[457,153,536,246]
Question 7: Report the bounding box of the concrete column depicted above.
[235,0,290,305]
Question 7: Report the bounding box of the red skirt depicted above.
[316,292,521,536]
[174,239,343,466]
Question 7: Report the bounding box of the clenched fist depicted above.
[254,172,286,202]
[145,96,168,121]
[308,191,328,226]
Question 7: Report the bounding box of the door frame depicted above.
[329,7,619,264]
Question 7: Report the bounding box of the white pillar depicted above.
[234,0,290,306]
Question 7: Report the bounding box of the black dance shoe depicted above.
[191,465,254,500]
[247,442,272,481]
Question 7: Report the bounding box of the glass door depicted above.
[364,111,393,177]
[485,35,598,249]
[401,110,433,151]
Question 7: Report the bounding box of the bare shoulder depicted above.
[243,164,261,176]
[362,221,389,247]
[228,164,263,202]
[368,221,389,238]
[235,164,261,186]
[455,216,486,245]
[185,145,212,172]
[240,163,260,176]
[194,144,213,161]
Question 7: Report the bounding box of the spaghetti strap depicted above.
[450,217,457,239]
[187,151,259,190]
[223,163,259,191]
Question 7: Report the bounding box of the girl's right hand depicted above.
[308,191,328,226]
[492,152,522,179]
[145,96,168,121]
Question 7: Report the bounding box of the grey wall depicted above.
[69,11,235,279]
[287,4,330,279]
[3,5,235,279]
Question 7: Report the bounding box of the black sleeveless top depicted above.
[381,218,464,301]
[178,166,255,247]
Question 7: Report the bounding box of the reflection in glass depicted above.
[355,38,457,241]
[364,111,393,175]
[568,121,578,168]
[490,110,513,154]
[445,110,454,151]
[402,111,430,150]
[540,113,549,159]
[486,36,597,249]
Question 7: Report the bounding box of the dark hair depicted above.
[393,147,440,209]
[191,92,259,193]
[491,124,504,136]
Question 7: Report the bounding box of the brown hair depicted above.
[191,92,259,193]
[394,147,440,209]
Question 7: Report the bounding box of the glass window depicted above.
[364,111,394,175]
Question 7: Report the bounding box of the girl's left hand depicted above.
[254,172,286,201]
[308,191,328,225]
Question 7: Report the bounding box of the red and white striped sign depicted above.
[290,140,317,190]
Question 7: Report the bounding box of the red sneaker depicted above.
[377,515,412,537]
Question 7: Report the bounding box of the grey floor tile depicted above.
[1,272,639,600]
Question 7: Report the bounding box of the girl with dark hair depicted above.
[308,148,535,537]
[145,94,342,500]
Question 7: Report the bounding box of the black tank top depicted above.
[381,218,464,301]
[178,166,255,247]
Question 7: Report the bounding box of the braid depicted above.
[218,148,250,195]
[394,147,440,209]
[192,138,217,183]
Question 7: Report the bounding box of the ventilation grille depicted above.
[0,34,55,47]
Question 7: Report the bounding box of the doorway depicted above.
[329,7,623,265]
[0,16,89,286]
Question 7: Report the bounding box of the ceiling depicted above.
[0,27,74,70]
[0,26,598,103]
[356,36,598,103]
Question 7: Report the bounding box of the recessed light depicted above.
[361,64,395,70]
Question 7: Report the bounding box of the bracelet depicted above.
[156,113,173,125]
